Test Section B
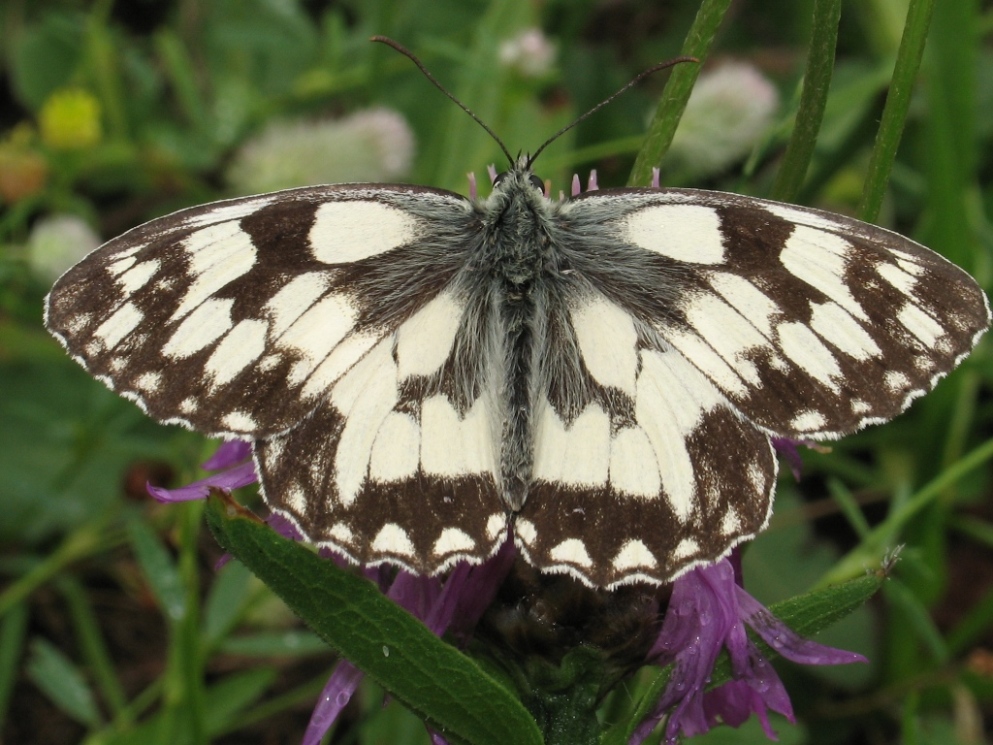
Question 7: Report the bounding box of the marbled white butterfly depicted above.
[45,41,989,589]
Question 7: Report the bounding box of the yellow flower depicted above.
[39,88,102,150]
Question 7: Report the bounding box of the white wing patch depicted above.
[532,402,611,486]
[635,349,723,518]
[776,321,843,392]
[162,298,234,359]
[570,294,638,396]
[897,303,945,346]
[117,260,160,294]
[395,291,464,380]
[808,301,881,360]
[621,204,725,264]
[779,228,868,321]
[331,340,399,506]
[608,426,661,498]
[205,319,269,386]
[93,301,144,350]
[419,395,497,479]
[172,221,256,321]
[310,201,421,264]
[369,412,420,482]
[182,196,275,227]
[266,272,331,337]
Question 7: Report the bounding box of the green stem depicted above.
[58,576,131,723]
[0,603,28,730]
[0,524,125,620]
[817,436,993,588]
[857,0,936,222]
[770,0,843,202]
[628,0,733,186]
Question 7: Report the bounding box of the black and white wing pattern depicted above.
[511,185,989,586]
[46,184,509,573]
[45,159,990,589]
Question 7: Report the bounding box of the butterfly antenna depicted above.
[371,36,515,166]
[527,56,698,167]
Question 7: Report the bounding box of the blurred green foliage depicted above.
[1,0,992,743]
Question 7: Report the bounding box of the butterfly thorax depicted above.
[479,161,554,289]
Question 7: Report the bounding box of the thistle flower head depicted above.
[666,62,779,181]
[498,28,557,78]
[632,559,865,743]
[226,107,415,194]
[26,214,101,282]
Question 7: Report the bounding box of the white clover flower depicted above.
[27,214,101,282]
[226,107,415,194]
[498,28,556,78]
[666,62,779,181]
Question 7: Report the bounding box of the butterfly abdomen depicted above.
[482,167,563,513]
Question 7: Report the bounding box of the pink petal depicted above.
[302,662,365,745]
[146,461,258,502]
[201,440,252,470]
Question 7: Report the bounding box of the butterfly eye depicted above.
[493,172,508,186]
[529,175,545,193]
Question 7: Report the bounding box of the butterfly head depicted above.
[488,155,548,201]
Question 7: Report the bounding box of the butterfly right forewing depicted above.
[560,188,990,440]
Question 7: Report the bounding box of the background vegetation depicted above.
[1,0,991,743]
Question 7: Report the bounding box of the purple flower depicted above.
[147,439,256,502]
[301,540,517,745]
[632,559,865,744]
[153,436,864,745]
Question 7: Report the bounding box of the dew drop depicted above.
[698,611,711,626]
[337,691,350,706]
[383,645,390,657]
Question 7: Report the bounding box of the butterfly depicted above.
[45,43,990,589]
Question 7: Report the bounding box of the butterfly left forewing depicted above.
[45,185,474,438]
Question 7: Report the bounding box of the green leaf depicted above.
[203,668,279,734]
[10,13,85,111]
[218,629,330,657]
[857,0,936,222]
[202,559,253,648]
[26,637,102,728]
[0,357,183,546]
[0,603,28,729]
[205,494,543,745]
[94,668,277,745]
[127,516,186,622]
